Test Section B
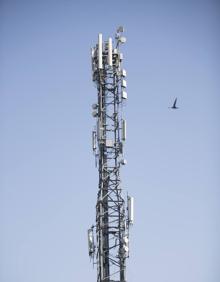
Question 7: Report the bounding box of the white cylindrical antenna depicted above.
[128,196,134,225]
[108,37,113,66]
[98,33,103,69]
[122,119,126,141]
[92,131,97,151]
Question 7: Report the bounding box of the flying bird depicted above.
[169,98,179,109]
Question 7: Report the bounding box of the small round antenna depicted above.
[119,36,126,44]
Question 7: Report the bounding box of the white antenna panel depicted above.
[92,131,97,151]
[122,79,127,88]
[88,228,95,256]
[128,196,134,225]
[121,69,127,77]
[122,119,126,141]
[98,33,103,69]
[122,91,127,100]
[108,38,113,66]
[91,47,95,58]
[91,48,95,73]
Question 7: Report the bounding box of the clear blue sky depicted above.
[0,0,220,281]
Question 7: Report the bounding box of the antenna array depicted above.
[88,27,133,282]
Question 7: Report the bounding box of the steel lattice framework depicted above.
[88,27,133,282]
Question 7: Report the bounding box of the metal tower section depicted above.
[88,27,134,282]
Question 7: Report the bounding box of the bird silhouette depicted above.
[169,98,179,109]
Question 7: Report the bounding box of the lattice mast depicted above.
[88,27,133,282]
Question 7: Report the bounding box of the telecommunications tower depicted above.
[88,27,134,282]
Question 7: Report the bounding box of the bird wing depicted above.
[173,98,177,107]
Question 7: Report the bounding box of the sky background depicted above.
[0,0,220,281]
